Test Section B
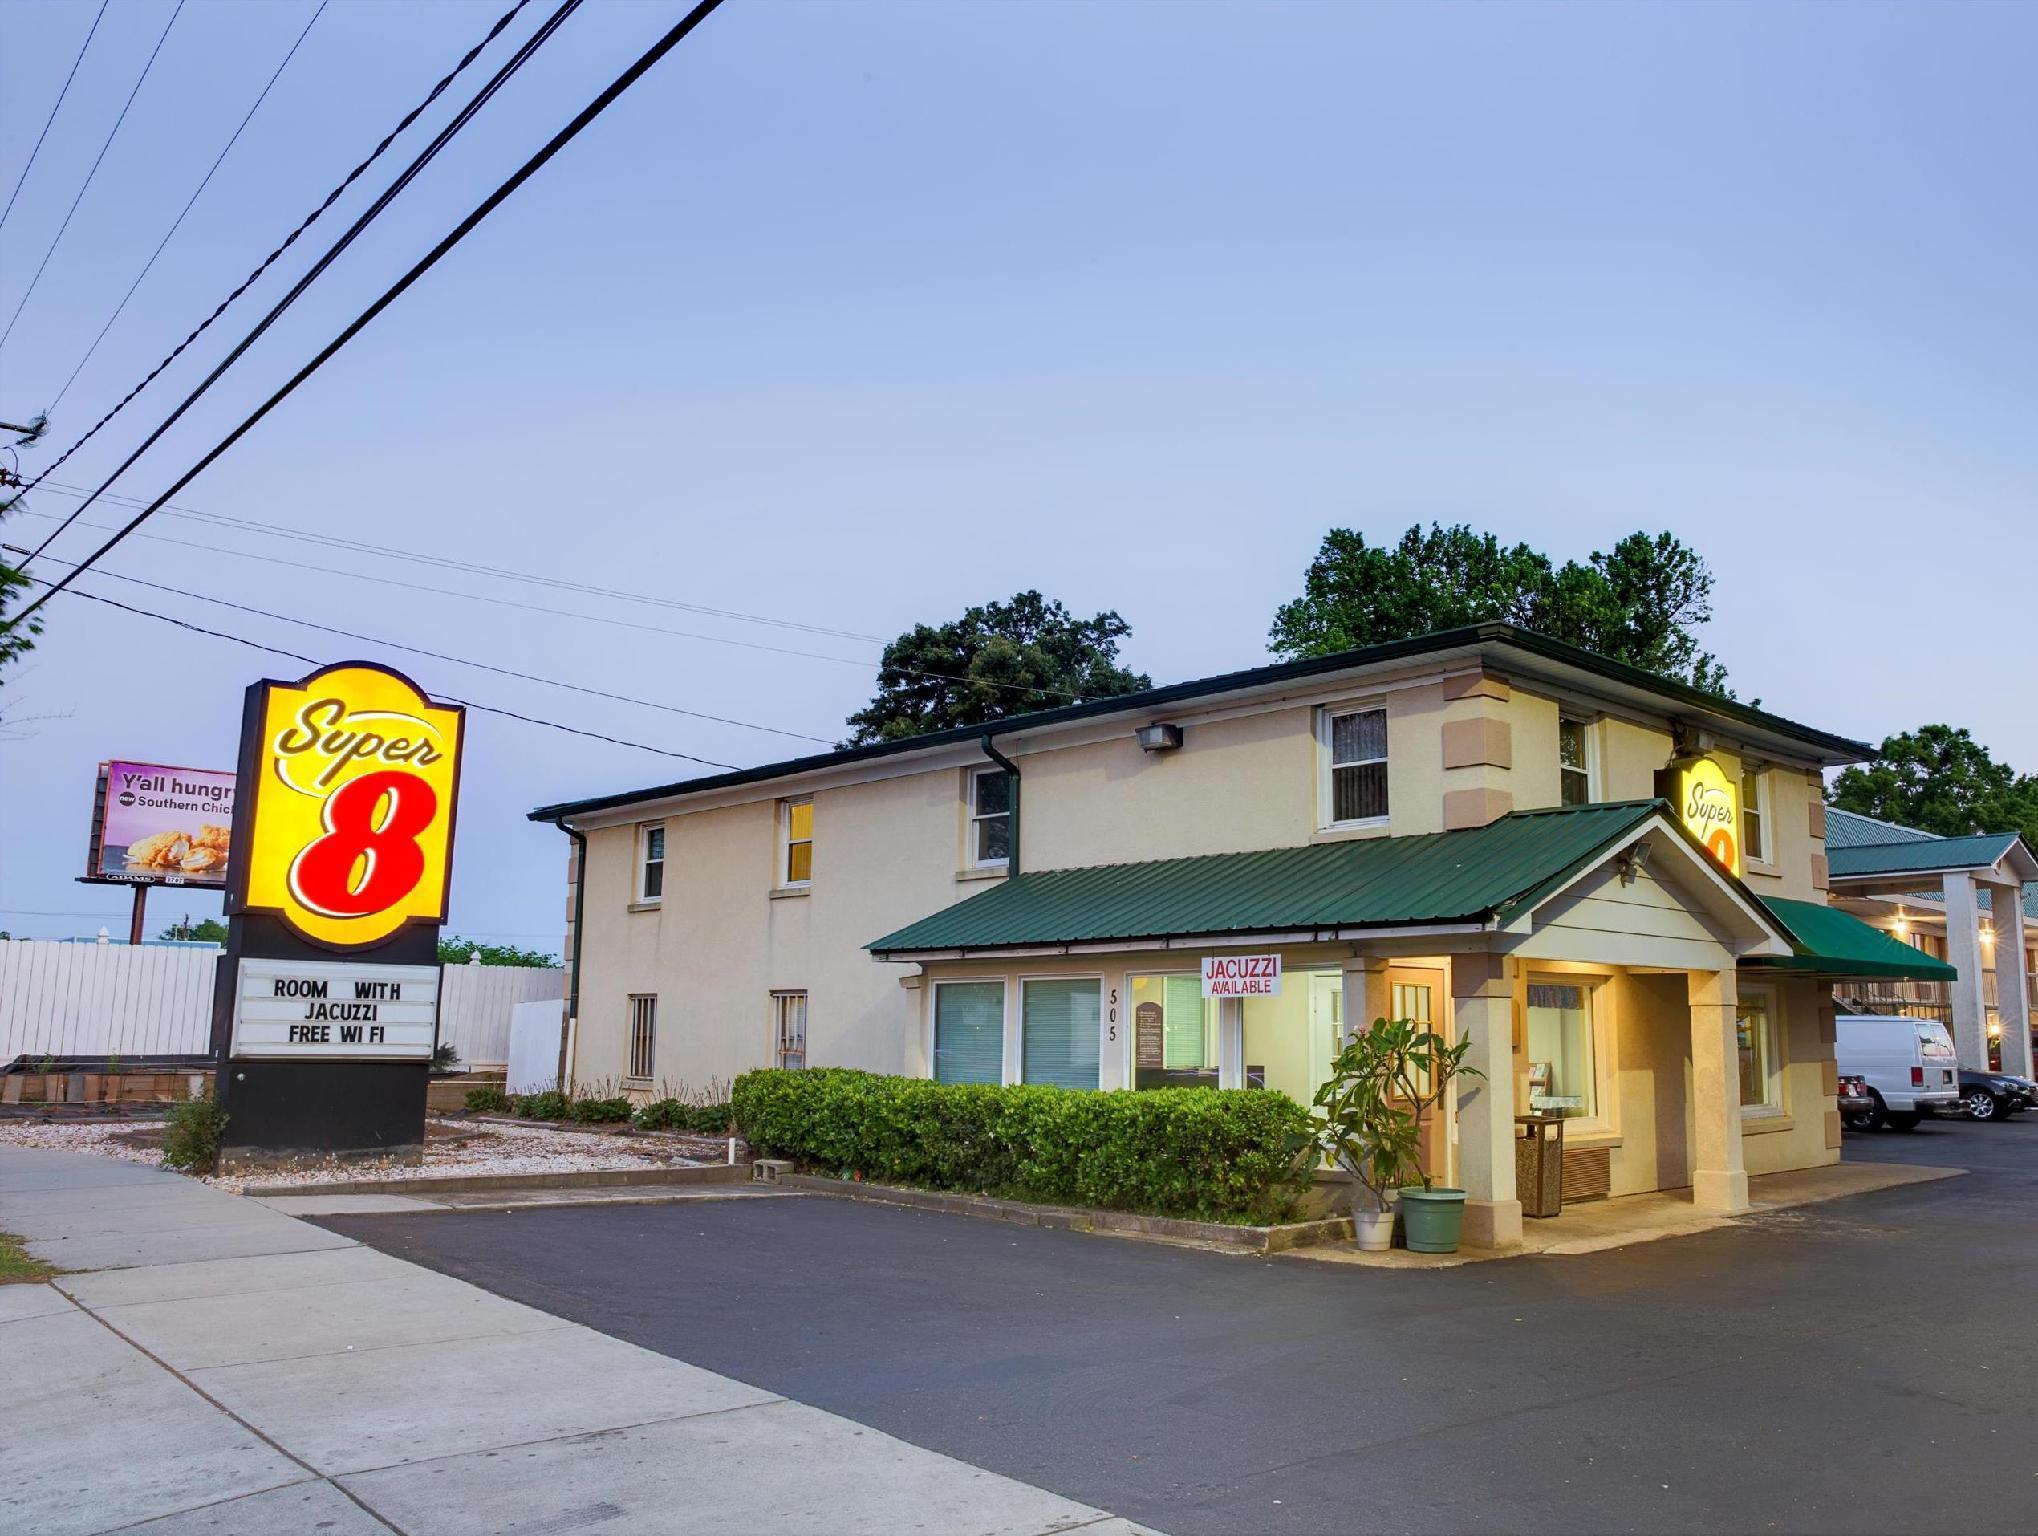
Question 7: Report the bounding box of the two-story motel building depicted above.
[532,624,1951,1247]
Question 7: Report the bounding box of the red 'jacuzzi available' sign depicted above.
[1201,953,1283,998]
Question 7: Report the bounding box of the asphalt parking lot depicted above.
[322,1116,2038,1536]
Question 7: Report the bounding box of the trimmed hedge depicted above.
[634,1098,734,1134]
[464,1086,511,1113]
[731,1069,1312,1223]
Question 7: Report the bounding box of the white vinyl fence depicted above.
[1,941,561,1070]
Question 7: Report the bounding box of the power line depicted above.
[4,540,831,744]
[19,0,584,569]
[15,0,737,624]
[45,1,331,415]
[17,0,539,496]
[0,0,111,239]
[0,0,187,357]
[15,570,734,766]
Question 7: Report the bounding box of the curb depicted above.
[240,1162,752,1198]
[778,1175,1352,1254]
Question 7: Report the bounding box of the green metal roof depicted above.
[869,801,1673,955]
[532,623,1874,824]
[1827,832,2026,880]
[1822,806,1942,851]
[1749,896,1959,981]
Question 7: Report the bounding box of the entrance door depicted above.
[1386,966,1449,1181]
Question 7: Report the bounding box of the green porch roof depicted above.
[1749,896,1959,981]
[869,801,1672,956]
[1826,832,2027,880]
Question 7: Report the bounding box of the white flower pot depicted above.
[1353,1207,1395,1252]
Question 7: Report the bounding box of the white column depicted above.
[1451,952,1520,1247]
[1944,873,1990,1071]
[1689,967,1750,1213]
[1988,882,2034,1079]
[1217,997,1244,1089]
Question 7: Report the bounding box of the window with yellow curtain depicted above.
[781,798,813,886]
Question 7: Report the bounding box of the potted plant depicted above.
[1312,1016,1481,1254]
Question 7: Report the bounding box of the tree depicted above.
[1828,726,2038,843]
[438,936,559,967]
[1268,524,1733,696]
[842,590,1151,747]
[159,917,229,944]
[0,555,40,686]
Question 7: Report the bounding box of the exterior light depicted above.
[1135,723,1183,753]
[1614,840,1654,885]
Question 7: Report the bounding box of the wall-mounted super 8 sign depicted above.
[1659,755,1741,878]
[229,663,465,949]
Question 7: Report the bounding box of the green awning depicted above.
[1750,896,1958,981]
[870,801,1705,957]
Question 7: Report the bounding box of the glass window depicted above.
[1022,978,1100,1090]
[1241,971,1345,1106]
[1736,991,1781,1111]
[933,981,1004,1085]
[970,768,1011,867]
[772,991,807,1070]
[1129,974,1216,1088]
[1328,708,1388,824]
[1525,981,1596,1120]
[1742,768,1766,862]
[639,825,665,901]
[782,799,813,886]
[628,994,657,1080]
[1559,719,1591,806]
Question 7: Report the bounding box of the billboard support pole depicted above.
[127,885,147,947]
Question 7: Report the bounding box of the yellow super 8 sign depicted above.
[236,664,464,948]
[1666,756,1742,878]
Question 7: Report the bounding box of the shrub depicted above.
[731,1069,1312,1224]
[634,1097,734,1134]
[516,1089,571,1121]
[464,1086,511,1114]
[567,1095,633,1124]
[160,1100,228,1174]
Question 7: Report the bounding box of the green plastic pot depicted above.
[1397,1186,1468,1253]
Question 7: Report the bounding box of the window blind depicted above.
[1022,979,1100,1091]
[934,982,1004,1085]
[1163,974,1205,1069]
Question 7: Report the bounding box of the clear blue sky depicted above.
[2,0,2034,943]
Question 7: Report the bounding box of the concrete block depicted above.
[1442,669,1510,702]
[340,1396,1113,1536]
[1442,716,1512,769]
[1443,786,1513,829]
[1461,1198,1524,1249]
[190,1320,779,1475]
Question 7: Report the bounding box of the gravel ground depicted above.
[0,1116,715,1193]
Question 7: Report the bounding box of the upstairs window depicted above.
[627,994,657,1080]
[1559,718,1591,806]
[1325,707,1389,825]
[781,798,813,886]
[638,824,665,902]
[1742,767,1767,863]
[969,767,1011,868]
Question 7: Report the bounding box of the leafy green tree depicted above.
[1828,726,2038,842]
[0,556,40,685]
[159,917,229,944]
[438,936,560,967]
[843,590,1151,746]
[1268,524,1733,696]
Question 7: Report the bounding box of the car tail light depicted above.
[1910,1066,1925,1087]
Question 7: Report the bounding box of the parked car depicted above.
[1949,1068,2038,1122]
[1834,1014,1961,1131]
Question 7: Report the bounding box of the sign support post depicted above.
[214,662,465,1170]
[127,885,147,947]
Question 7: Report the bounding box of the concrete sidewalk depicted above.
[0,1148,1153,1536]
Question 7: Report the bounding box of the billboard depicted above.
[87,761,237,887]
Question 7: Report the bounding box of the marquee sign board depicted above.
[229,663,465,949]
[230,958,440,1060]
[1658,755,1742,878]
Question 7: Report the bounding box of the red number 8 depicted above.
[289,770,438,919]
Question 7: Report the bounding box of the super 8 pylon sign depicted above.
[232,664,464,948]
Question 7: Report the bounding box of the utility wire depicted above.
[4,540,831,744]
[16,0,734,624]
[30,478,884,642]
[18,0,537,495]
[0,0,187,357]
[0,0,111,239]
[14,570,733,766]
[19,0,583,569]
[44,1,330,415]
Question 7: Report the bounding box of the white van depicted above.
[1835,1014,1961,1130]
